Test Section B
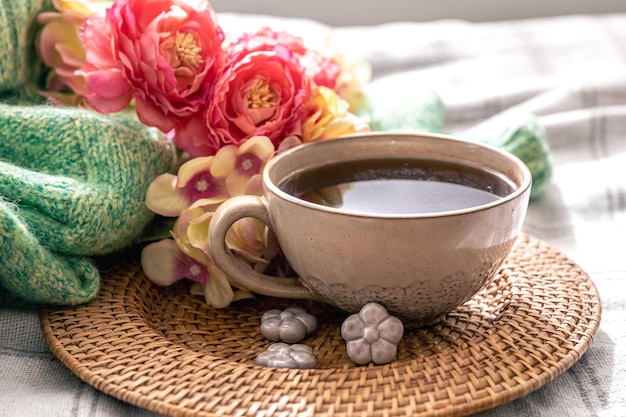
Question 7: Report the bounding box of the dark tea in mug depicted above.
[279,158,514,215]
[209,133,532,325]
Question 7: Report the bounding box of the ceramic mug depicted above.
[209,132,532,326]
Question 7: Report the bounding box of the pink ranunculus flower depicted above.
[38,15,86,94]
[79,0,225,135]
[171,112,218,157]
[233,27,340,90]
[299,49,341,90]
[238,27,307,54]
[239,28,368,113]
[204,35,312,151]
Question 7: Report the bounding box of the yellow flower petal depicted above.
[277,136,302,152]
[187,211,212,253]
[204,265,235,308]
[171,230,207,265]
[225,169,253,196]
[210,145,237,178]
[231,289,255,303]
[140,240,182,286]
[225,219,265,262]
[54,0,110,16]
[243,174,263,196]
[146,173,190,217]
[238,135,274,160]
[172,207,212,264]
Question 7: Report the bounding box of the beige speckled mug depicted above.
[209,132,531,326]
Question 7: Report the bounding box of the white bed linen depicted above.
[1,12,625,417]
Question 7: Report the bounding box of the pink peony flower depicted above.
[170,112,215,157]
[235,28,368,112]
[202,32,312,152]
[235,28,340,88]
[239,27,307,54]
[299,49,341,90]
[79,0,225,134]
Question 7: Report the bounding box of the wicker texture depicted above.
[41,234,601,417]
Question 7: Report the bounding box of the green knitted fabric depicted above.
[463,113,553,199]
[0,106,176,256]
[0,198,101,305]
[0,0,176,305]
[0,106,175,304]
[0,0,49,96]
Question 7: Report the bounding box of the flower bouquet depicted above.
[37,0,371,308]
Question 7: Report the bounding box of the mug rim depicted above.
[264,132,533,219]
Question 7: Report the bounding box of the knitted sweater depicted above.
[0,0,175,305]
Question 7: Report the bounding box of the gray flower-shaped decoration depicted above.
[341,302,404,365]
[255,343,317,369]
[260,307,318,343]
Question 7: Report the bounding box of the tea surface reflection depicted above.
[280,157,512,215]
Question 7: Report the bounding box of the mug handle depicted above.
[209,195,315,300]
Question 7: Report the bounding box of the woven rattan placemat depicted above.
[41,234,601,417]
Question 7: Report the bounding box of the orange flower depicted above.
[301,86,370,142]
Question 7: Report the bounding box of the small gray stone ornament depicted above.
[341,302,404,365]
[260,307,318,343]
[256,343,317,369]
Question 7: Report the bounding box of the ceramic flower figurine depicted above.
[341,303,404,365]
[260,307,318,343]
[256,343,317,369]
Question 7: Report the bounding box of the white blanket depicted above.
[2,12,625,417]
